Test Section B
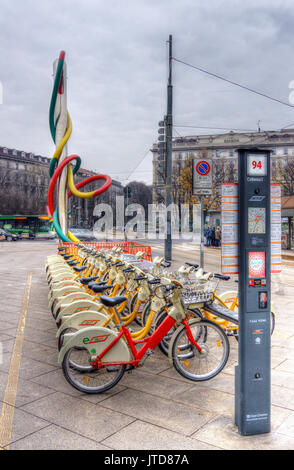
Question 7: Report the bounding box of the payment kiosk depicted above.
[235,148,271,435]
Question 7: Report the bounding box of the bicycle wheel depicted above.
[141,300,152,327]
[171,319,229,381]
[102,271,109,282]
[130,293,145,326]
[155,308,203,357]
[62,347,126,393]
[270,311,275,336]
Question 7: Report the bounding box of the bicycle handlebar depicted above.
[213,273,230,281]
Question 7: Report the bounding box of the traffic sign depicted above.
[196,160,211,176]
[192,158,212,195]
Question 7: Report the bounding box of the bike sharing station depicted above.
[193,151,281,436]
[46,51,232,397]
[45,50,282,439]
[221,149,281,435]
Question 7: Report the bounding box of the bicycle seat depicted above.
[79,276,99,285]
[99,295,127,307]
[89,284,113,293]
[73,266,88,272]
[88,280,107,288]
[134,275,147,281]
[64,255,74,260]
[68,261,78,266]
[148,278,161,285]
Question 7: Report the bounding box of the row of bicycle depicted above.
[46,244,275,393]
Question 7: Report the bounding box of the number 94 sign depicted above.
[247,154,267,177]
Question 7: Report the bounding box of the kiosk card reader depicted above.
[235,149,271,435]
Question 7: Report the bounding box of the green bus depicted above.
[0,215,55,238]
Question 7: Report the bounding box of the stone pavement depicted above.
[0,240,294,450]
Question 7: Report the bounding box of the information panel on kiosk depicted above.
[238,148,271,312]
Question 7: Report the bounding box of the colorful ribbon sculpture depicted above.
[47,51,112,242]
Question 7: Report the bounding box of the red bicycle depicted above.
[59,283,230,394]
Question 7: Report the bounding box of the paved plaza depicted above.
[0,240,294,450]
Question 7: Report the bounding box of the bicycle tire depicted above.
[62,347,126,394]
[141,300,152,327]
[156,308,203,357]
[130,293,144,326]
[171,318,230,382]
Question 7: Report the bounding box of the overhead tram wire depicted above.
[172,57,294,110]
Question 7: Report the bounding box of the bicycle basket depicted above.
[135,260,156,273]
[181,278,215,306]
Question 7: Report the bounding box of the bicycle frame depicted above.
[91,315,202,369]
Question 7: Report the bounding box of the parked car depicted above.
[19,230,35,239]
[0,228,20,241]
[35,231,57,239]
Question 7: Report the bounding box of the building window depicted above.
[12,149,17,156]
[21,152,26,158]
[229,150,234,157]
[284,148,288,155]
[3,148,8,154]
[216,150,220,158]
[272,148,276,155]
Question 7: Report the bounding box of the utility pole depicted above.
[200,196,204,269]
[164,34,173,261]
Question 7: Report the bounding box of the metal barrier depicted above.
[58,240,153,261]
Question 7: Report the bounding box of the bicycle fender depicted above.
[48,273,76,285]
[55,299,105,323]
[58,326,131,365]
[218,291,276,315]
[53,292,93,316]
[47,266,71,276]
[50,279,81,291]
[56,310,115,337]
[167,317,202,363]
[49,285,82,308]
[49,280,81,299]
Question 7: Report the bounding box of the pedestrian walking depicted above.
[205,226,211,247]
[215,226,221,247]
[211,226,216,246]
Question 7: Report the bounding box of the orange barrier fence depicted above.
[58,241,153,261]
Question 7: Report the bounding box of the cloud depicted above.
[0,0,294,185]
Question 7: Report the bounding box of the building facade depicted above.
[152,128,294,203]
[0,146,122,227]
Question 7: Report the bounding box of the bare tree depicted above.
[273,160,294,195]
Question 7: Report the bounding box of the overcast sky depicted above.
[1,0,294,185]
